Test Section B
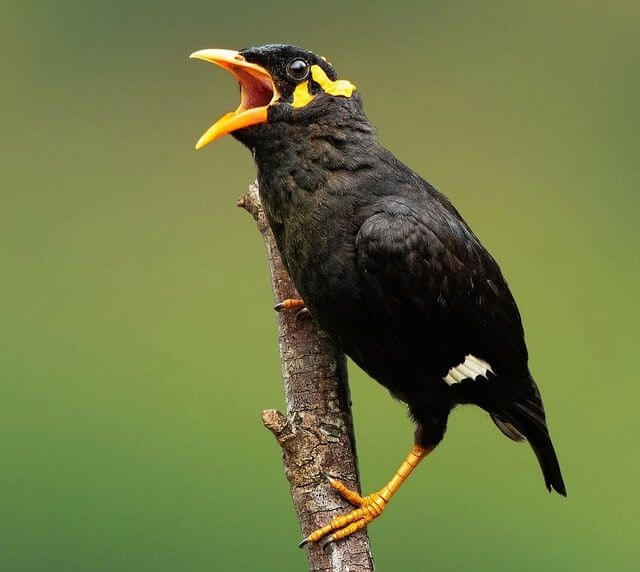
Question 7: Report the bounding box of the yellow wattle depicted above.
[290,65,357,109]
[291,81,315,108]
[310,65,356,98]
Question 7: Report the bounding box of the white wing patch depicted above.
[443,354,494,385]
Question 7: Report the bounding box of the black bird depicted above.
[191,44,566,547]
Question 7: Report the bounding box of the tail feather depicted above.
[525,419,567,496]
[490,413,525,442]
[505,401,567,496]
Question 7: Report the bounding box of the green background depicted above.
[2,1,639,570]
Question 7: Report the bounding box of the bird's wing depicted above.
[354,195,529,388]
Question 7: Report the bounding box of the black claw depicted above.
[295,307,311,320]
[274,302,285,312]
[298,537,310,549]
[321,537,335,551]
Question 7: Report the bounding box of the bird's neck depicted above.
[250,112,378,229]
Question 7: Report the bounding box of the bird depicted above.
[190,44,566,548]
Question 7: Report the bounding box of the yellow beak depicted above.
[190,49,277,150]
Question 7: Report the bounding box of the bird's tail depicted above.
[491,391,567,497]
[521,410,566,496]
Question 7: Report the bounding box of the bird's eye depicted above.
[287,59,309,81]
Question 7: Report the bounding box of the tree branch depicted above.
[238,182,375,572]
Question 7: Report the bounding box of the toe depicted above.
[274,298,305,312]
[326,476,364,506]
[303,506,368,545]
[300,487,386,547]
[330,516,373,543]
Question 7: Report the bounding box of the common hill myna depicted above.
[191,44,566,548]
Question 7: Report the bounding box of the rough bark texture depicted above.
[238,182,375,572]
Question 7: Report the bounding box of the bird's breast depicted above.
[258,179,365,326]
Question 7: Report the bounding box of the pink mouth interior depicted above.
[236,69,274,111]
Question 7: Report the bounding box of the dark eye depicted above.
[287,59,309,81]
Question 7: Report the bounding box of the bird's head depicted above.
[190,44,358,150]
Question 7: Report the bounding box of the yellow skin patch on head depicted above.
[292,81,315,108]
[290,64,356,108]
[310,65,355,97]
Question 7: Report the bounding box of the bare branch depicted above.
[239,182,375,571]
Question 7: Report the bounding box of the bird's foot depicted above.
[274,298,311,320]
[298,445,433,549]
[299,476,388,549]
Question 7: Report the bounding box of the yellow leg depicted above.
[300,444,433,549]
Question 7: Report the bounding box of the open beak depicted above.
[190,49,277,150]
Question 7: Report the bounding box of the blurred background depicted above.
[2,1,639,570]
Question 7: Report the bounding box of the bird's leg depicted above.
[274,298,311,320]
[300,444,433,549]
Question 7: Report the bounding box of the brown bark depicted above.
[238,182,375,571]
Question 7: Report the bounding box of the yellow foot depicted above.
[299,476,388,550]
[274,298,310,320]
[298,445,433,550]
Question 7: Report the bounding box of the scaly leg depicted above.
[300,444,434,549]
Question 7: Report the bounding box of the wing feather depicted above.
[354,196,529,383]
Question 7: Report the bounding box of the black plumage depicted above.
[193,43,566,542]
